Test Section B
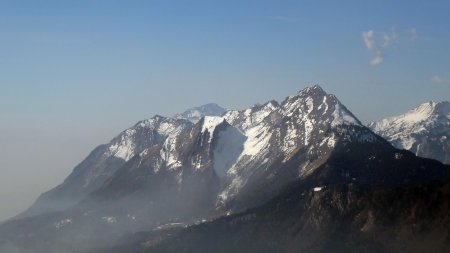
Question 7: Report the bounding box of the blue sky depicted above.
[0,0,449,220]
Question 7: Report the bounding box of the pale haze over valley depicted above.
[0,0,449,224]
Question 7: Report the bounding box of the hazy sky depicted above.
[1,0,449,221]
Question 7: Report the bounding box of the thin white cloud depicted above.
[431,75,445,83]
[362,27,411,66]
[362,30,375,50]
[407,27,418,40]
[382,30,399,48]
[382,34,391,48]
[370,52,383,66]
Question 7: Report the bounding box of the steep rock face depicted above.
[369,101,450,164]
[20,116,192,218]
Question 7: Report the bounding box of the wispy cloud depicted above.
[407,27,418,40]
[382,30,399,48]
[362,29,397,66]
[270,16,297,22]
[362,30,376,50]
[362,27,415,66]
[370,53,383,66]
[431,75,445,83]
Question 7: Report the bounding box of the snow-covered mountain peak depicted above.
[369,101,449,137]
[369,100,449,163]
[400,101,439,124]
[283,85,323,106]
[135,115,166,128]
[218,86,347,164]
[174,103,226,123]
[281,85,361,127]
[215,86,377,207]
[298,84,327,96]
[412,100,450,115]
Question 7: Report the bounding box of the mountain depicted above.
[174,103,226,123]
[1,86,449,253]
[369,101,450,164]
[79,85,383,218]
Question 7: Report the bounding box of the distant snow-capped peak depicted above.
[369,101,449,164]
[174,103,226,123]
[368,101,449,148]
[370,101,448,131]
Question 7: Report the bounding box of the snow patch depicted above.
[282,123,298,156]
[202,116,225,142]
[306,97,314,114]
[160,135,182,169]
[108,129,137,161]
[212,126,246,178]
[54,218,72,229]
[102,216,117,224]
[240,123,272,157]
[313,186,324,192]
[331,103,360,127]
[303,117,314,145]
